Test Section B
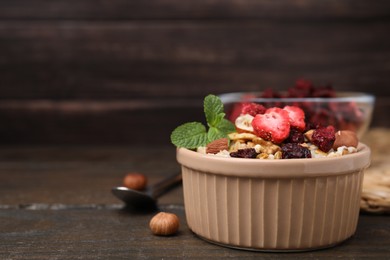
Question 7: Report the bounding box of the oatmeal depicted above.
[171,94,359,159]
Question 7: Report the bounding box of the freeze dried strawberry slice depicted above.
[241,103,266,116]
[283,106,306,131]
[251,107,290,144]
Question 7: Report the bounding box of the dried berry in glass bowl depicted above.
[220,79,375,138]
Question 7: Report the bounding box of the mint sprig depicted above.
[170,122,208,149]
[171,94,235,149]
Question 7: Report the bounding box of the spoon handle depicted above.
[149,172,182,199]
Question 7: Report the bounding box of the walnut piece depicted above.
[252,137,281,154]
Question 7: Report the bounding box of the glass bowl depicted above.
[219,92,375,138]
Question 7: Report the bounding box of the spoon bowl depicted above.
[112,186,156,207]
[111,173,182,208]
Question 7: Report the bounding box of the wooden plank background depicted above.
[0,0,389,144]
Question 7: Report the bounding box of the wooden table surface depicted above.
[1,128,389,259]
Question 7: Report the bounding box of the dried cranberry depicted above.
[311,126,336,152]
[230,148,258,158]
[311,85,336,97]
[285,128,305,143]
[281,143,312,159]
[241,103,266,116]
[309,109,337,129]
[260,88,284,108]
[287,79,314,97]
[228,94,258,122]
[238,80,363,137]
[330,102,364,125]
[261,88,282,98]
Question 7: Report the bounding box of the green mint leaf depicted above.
[207,127,227,142]
[171,94,236,148]
[207,113,225,128]
[170,122,208,149]
[207,119,235,142]
[204,94,224,127]
[217,118,236,134]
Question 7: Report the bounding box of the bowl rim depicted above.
[219,91,375,104]
[177,143,371,178]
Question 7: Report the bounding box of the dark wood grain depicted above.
[0,101,205,145]
[0,145,182,205]
[0,0,389,20]
[0,139,389,259]
[0,98,388,145]
[0,208,389,259]
[0,0,389,144]
[0,21,389,100]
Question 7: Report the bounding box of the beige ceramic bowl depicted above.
[177,143,371,251]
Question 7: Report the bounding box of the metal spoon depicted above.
[111,173,182,208]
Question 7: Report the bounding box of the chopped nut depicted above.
[206,138,229,154]
[246,142,255,148]
[304,129,314,142]
[228,132,258,141]
[342,148,349,155]
[257,153,269,159]
[300,142,309,148]
[274,151,283,159]
[252,137,281,154]
[314,149,328,157]
[229,140,247,152]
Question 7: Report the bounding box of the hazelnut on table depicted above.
[149,212,180,236]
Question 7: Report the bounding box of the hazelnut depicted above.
[149,212,179,236]
[123,172,147,191]
[333,130,359,149]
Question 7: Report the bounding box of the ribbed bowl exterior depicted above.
[177,144,370,251]
[182,167,364,250]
